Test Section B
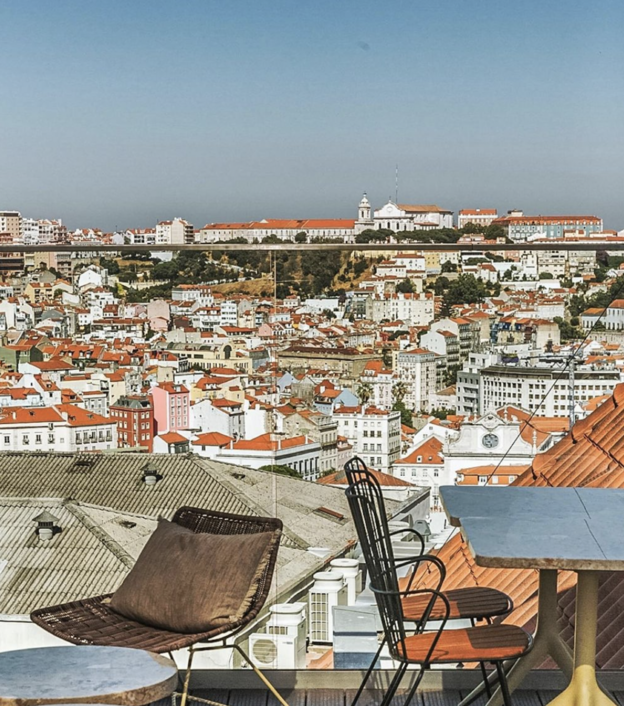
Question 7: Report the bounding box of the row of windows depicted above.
[118,421,151,430]
[76,430,113,443]
[6,433,55,445]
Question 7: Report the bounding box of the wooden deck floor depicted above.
[151,689,624,706]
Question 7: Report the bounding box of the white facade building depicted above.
[214,433,321,481]
[333,406,401,473]
[366,292,435,327]
[356,199,453,233]
[0,405,116,453]
[479,364,620,417]
[443,410,536,483]
[394,348,437,412]
[156,218,194,245]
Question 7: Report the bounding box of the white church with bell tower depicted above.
[355,193,453,234]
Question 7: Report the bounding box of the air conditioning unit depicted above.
[248,633,303,670]
[308,570,347,644]
[330,558,362,605]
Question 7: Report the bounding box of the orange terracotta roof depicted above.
[192,431,233,447]
[456,464,529,485]
[232,433,313,451]
[159,432,189,444]
[395,437,444,465]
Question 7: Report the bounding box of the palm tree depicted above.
[357,382,374,405]
[392,381,408,405]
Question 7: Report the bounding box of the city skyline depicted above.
[2,0,624,230]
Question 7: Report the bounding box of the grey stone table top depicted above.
[439,486,624,571]
[0,645,177,706]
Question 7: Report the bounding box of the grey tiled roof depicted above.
[0,498,156,614]
[0,452,384,614]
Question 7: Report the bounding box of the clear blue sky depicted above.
[2,0,623,230]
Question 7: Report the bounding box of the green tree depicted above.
[461,222,482,235]
[445,365,460,386]
[392,381,408,405]
[322,308,336,320]
[99,257,120,275]
[484,224,506,239]
[294,231,307,243]
[539,272,554,280]
[441,274,489,311]
[433,276,450,295]
[357,382,374,404]
[392,401,413,427]
[395,277,415,294]
[441,261,457,273]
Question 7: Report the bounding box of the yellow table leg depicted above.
[549,570,615,706]
[484,569,574,706]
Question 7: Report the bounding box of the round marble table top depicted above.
[0,645,178,705]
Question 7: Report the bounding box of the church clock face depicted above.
[482,433,499,449]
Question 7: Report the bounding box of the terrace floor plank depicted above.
[421,690,462,706]
[228,689,270,706]
[267,689,308,706]
[306,689,345,706]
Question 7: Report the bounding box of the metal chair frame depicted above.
[345,470,523,706]
[343,456,512,705]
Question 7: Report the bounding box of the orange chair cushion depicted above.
[397,624,531,664]
[402,586,512,622]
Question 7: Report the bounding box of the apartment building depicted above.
[0,211,21,242]
[0,404,116,452]
[479,364,620,416]
[110,395,154,452]
[282,410,338,475]
[150,382,190,434]
[214,433,322,481]
[333,405,401,473]
[492,212,603,242]
[394,348,437,412]
[365,292,435,327]
[156,217,194,245]
[457,209,498,229]
[199,219,355,243]
[456,352,500,415]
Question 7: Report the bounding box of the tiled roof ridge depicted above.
[194,458,309,551]
[62,500,135,569]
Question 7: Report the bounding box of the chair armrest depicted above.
[371,584,451,626]
[388,527,425,555]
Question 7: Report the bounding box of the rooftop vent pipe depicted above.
[33,510,60,540]
[142,463,162,486]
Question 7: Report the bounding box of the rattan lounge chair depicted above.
[31,506,286,706]
[344,456,514,704]
[345,460,532,706]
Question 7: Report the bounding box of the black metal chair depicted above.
[344,456,514,704]
[345,466,532,706]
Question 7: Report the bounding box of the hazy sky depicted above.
[2,0,624,230]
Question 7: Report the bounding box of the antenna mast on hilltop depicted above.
[395,164,399,204]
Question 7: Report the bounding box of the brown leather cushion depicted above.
[110,519,277,633]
